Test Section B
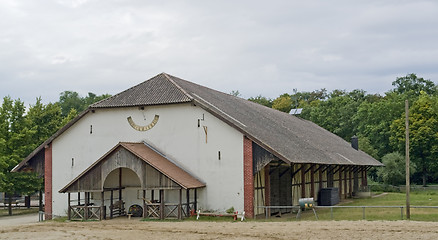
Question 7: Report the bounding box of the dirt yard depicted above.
[1,217,438,240]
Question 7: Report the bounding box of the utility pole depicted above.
[405,100,410,220]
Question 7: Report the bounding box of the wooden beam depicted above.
[84,192,89,220]
[344,169,348,199]
[194,189,198,211]
[160,189,164,220]
[318,166,323,190]
[269,161,282,174]
[186,189,190,217]
[304,164,314,174]
[279,166,291,178]
[143,190,146,218]
[333,165,342,175]
[339,167,343,199]
[353,166,362,173]
[178,188,182,220]
[101,191,105,220]
[349,168,353,197]
[321,165,330,173]
[110,190,113,219]
[39,189,43,212]
[119,168,122,201]
[310,164,315,198]
[314,164,324,174]
[291,164,303,178]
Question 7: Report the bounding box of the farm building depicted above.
[13,73,382,220]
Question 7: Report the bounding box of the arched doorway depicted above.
[103,167,143,218]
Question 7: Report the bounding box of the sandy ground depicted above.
[1,216,438,240]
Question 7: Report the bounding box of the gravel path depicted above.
[0,213,40,227]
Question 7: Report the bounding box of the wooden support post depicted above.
[349,168,352,198]
[110,190,114,219]
[143,190,146,218]
[160,189,164,220]
[119,168,122,202]
[84,192,89,220]
[194,189,197,211]
[265,165,271,217]
[101,191,105,220]
[339,167,343,199]
[344,168,348,199]
[151,190,155,202]
[78,192,81,205]
[178,188,182,220]
[310,164,315,198]
[39,189,43,212]
[319,166,323,190]
[301,164,306,198]
[68,192,71,220]
[186,189,190,217]
[405,99,411,220]
[364,168,368,186]
[25,196,31,209]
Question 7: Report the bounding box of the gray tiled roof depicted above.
[91,73,192,108]
[14,72,382,172]
[168,74,382,166]
[91,73,381,166]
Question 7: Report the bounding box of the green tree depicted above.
[26,98,63,147]
[230,90,241,97]
[59,91,111,117]
[0,97,42,215]
[59,91,84,117]
[390,93,438,186]
[301,90,364,141]
[391,73,436,96]
[354,92,405,158]
[248,95,273,108]
[272,94,292,113]
[377,152,416,186]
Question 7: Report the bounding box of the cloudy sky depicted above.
[1,0,438,105]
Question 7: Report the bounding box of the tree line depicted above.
[248,73,438,186]
[0,91,109,215]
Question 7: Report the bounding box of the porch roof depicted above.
[59,142,205,193]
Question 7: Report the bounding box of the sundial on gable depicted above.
[127,115,159,131]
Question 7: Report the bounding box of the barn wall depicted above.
[51,103,244,216]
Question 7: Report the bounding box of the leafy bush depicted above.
[377,152,416,186]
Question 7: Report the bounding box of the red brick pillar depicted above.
[44,143,53,220]
[243,137,254,218]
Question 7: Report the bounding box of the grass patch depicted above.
[296,191,438,221]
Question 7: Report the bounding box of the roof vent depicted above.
[351,136,358,150]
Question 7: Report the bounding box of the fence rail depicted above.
[257,205,438,220]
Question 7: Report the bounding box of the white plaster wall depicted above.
[51,103,244,216]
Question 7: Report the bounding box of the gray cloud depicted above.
[1,0,437,105]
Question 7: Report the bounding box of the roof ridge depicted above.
[162,73,194,100]
[90,73,167,108]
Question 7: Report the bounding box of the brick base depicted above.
[44,144,52,220]
[243,137,254,218]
